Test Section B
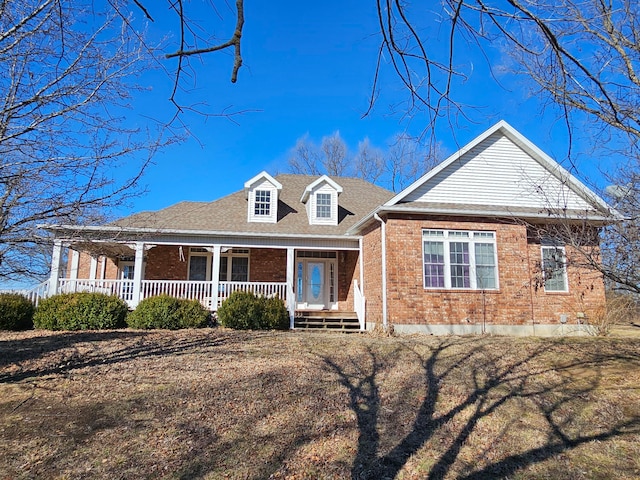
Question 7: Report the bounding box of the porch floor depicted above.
[294,311,360,331]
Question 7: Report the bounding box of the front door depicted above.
[296,258,335,310]
[305,261,325,309]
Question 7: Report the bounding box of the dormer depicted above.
[244,171,282,223]
[300,175,343,226]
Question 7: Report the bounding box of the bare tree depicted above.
[385,134,440,192]
[321,132,349,176]
[288,131,350,177]
[0,1,169,280]
[287,132,441,191]
[354,138,385,184]
[288,135,322,175]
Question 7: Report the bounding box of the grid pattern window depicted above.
[423,230,498,290]
[219,250,250,282]
[316,193,331,218]
[541,246,568,292]
[254,190,271,216]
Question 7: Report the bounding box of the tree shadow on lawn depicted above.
[322,337,640,480]
[0,329,262,383]
[1,338,330,480]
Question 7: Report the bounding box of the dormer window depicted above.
[254,190,271,217]
[244,171,282,224]
[316,193,331,218]
[301,175,343,226]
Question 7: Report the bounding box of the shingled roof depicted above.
[112,174,394,236]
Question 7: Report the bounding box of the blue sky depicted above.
[120,1,610,217]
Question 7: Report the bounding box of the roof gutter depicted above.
[41,224,362,242]
[373,212,388,332]
[348,204,618,235]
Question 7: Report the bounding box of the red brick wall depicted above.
[77,252,92,278]
[337,250,359,311]
[527,239,606,322]
[249,249,286,282]
[362,222,383,324]
[145,245,188,280]
[104,256,119,280]
[369,214,606,327]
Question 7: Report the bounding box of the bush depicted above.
[217,291,289,330]
[587,293,638,336]
[127,295,210,330]
[34,292,128,331]
[0,293,35,331]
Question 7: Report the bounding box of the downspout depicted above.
[374,213,388,331]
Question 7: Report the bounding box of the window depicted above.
[219,249,249,282]
[188,255,208,281]
[316,193,331,218]
[254,190,271,216]
[541,246,568,292]
[423,230,498,290]
[188,248,249,282]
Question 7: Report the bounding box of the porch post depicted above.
[210,245,221,311]
[131,242,145,307]
[89,256,98,281]
[48,240,63,297]
[70,249,80,281]
[359,237,364,290]
[286,247,295,329]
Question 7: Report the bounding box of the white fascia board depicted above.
[346,203,616,234]
[383,204,614,221]
[300,175,344,203]
[243,171,283,196]
[42,224,360,241]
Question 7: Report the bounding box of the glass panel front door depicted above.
[306,262,325,308]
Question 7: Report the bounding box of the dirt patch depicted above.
[1,329,639,479]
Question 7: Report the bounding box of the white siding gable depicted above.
[402,130,598,213]
[244,172,282,224]
[301,176,343,226]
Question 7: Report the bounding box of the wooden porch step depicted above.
[294,311,361,331]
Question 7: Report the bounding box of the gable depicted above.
[244,172,282,224]
[392,122,612,218]
[301,175,343,226]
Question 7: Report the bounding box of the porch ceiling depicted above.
[70,241,135,258]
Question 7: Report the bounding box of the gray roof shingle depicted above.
[113,174,394,236]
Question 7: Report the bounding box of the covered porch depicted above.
[46,235,366,330]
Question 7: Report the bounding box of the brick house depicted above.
[45,121,616,334]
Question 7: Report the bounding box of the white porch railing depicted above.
[58,278,135,298]
[218,281,287,306]
[141,280,214,308]
[354,279,366,330]
[0,281,50,307]
[55,278,287,310]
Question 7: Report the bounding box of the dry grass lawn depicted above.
[1,328,639,479]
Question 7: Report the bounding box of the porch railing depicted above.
[55,278,287,310]
[0,280,50,307]
[217,281,287,306]
[353,279,366,330]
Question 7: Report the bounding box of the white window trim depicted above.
[422,229,499,290]
[315,192,332,219]
[188,248,250,282]
[541,245,569,293]
[253,189,272,217]
[188,249,211,281]
[311,190,338,225]
[219,249,250,282]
